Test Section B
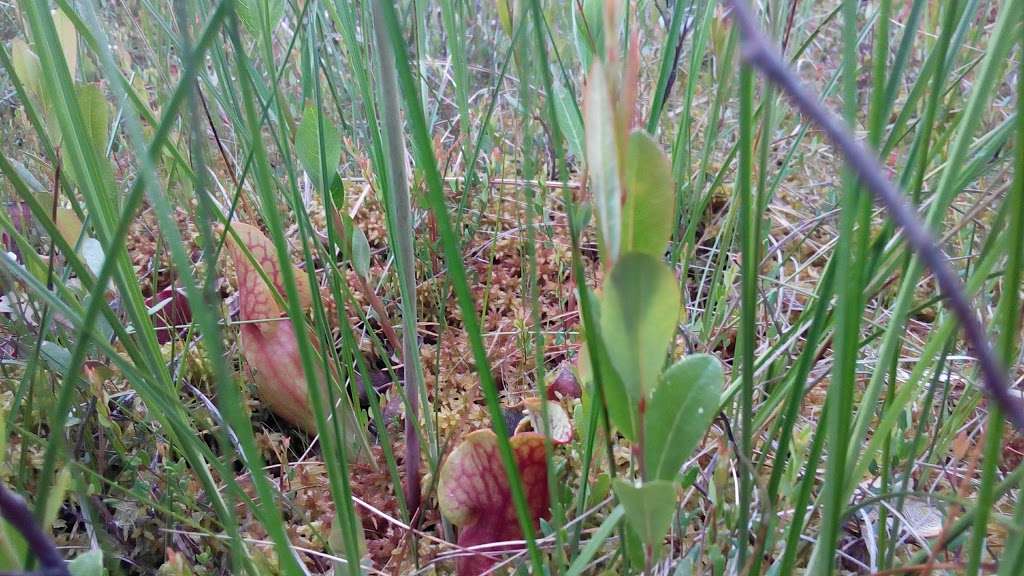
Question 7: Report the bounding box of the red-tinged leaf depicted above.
[546,365,582,400]
[222,221,315,323]
[438,430,550,576]
[145,287,191,344]
[240,312,364,448]
[223,222,322,433]
[240,318,321,431]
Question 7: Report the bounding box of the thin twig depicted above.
[726,0,1024,430]
[337,175,581,189]
[0,483,69,575]
[157,529,389,576]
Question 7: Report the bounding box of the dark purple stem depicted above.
[726,0,1024,430]
[0,483,69,575]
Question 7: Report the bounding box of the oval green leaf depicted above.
[579,303,638,440]
[236,0,284,38]
[76,84,109,156]
[644,354,722,481]
[612,478,677,548]
[623,131,675,257]
[52,8,78,79]
[350,223,371,279]
[600,252,680,399]
[296,105,342,195]
[68,549,103,576]
[11,40,42,98]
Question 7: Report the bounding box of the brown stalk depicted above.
[726,0,1024,430]
[0,483,69,576]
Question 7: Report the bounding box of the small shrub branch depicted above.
[726,0,1024,430]
[0,483,68,576]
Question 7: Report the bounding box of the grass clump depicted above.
[0,1,1022,575]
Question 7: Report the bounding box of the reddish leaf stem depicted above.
[726,0,1024,430]
[0,483,68,575]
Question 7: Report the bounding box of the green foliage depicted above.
[235,0,284,39]
[349,222,371,279]
[584,63,621,264]
[612,478,677,549]
[42,467,72,545]
[553,82,584,160]
[644,355,722,481]
[580,325,638,440]
[68,549,105,576]
[10,39,41,97]
[75,84,109,152]
[0,519,27,571]
[622,131,676,257]
[40,341,72,376]
[565,505,624,576]
[295,104,342,195]
[572,0,605,71]
[577,45,725,569]
[600,252,679,400]
[52,7,78,78]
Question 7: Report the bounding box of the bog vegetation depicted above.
[0,0,1022,575]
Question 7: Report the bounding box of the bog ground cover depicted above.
[0,1,1022,575]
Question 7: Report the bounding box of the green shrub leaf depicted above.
[52,8,78,79]
[644,354,722,480]
[600,252,680,399]
[76,84,109,152]
[68,549,104,576]
[554,82,584,160]
[11,40,42,98]
[612,478,677,548]
[40,341,71,376]
[623,131,675,257]
[295,105,341,194]
[573,0,605,71]
[584,63,621,264]
[579,298,639,439]
[236,0,284,39]
[350,223,371,279]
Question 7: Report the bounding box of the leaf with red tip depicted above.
[438,430,551,576]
